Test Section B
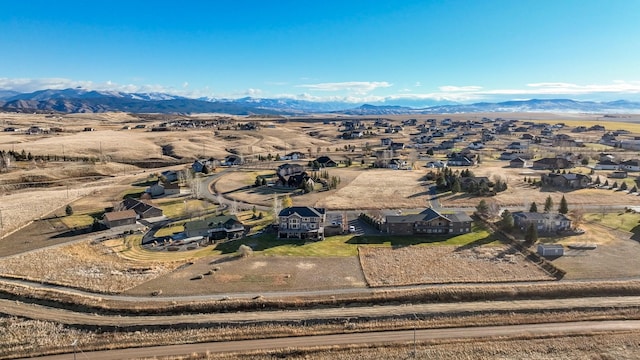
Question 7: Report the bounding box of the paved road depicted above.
[17,320,640,360]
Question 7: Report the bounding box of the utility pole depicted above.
[0,209,3,240]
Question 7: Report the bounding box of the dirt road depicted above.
[3,296,640,327]
[16,320,640,360]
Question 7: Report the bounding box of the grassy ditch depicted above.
[2,279,640,317]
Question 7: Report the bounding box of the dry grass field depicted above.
[217,167,430,209]
[0,240,181,293]
[359,245,554,287]
[176,331,640,360]
[439,161,640,208]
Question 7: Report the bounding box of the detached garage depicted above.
[103,210,137,228]
[537,244,564,257]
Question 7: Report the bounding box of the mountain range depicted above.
[2,88,640,115]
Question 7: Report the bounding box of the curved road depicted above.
[17,320,640,360]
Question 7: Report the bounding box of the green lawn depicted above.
[60,214,96,229]
[155,223,185,237]
[213,223,499,257]
[585,211,640,232]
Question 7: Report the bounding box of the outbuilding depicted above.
[537,244,564,257]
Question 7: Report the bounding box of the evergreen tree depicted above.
[603,179,609,187]
[451,178,461,194]
[620,182,628,191]
[65,205,73,216]
[594,176,601,185]
[524,223,538,246]
[529,202,538,213]
[500,210,514,232]
[476,199,489,216]
[544,195,553,212]
[612,181,619,189]
[558,195,569,214]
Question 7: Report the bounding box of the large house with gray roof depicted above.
[278,206,326,240]
[512,211,572,233]
[385,208,473,235]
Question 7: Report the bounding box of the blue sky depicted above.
[1,0,640,104]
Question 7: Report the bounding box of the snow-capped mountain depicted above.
[2,88,640,114]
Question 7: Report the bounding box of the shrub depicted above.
[237,244,253,258]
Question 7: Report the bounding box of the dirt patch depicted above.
[124,256,367,296]
[552,223,640,280]
[359,245,554,287]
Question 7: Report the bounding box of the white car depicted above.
[349,225,356,233]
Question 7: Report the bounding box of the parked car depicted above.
[349,225,356,233]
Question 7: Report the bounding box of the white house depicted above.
[468,141,484,150]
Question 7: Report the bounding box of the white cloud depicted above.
[296,81,392,95]
[438,85,483,92]
[244,88,263,96]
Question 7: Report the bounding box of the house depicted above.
[385,208,472,235]
[499,151,521,161]
[163,181,181,195]
[277,163,305,178]
[447,155,475,166]
[507,141,527,150]
[146,182,166,197]
[380,137,393,146]
[468,141,484,150]
[390,142,405,151]
[122,198,163,219]
[537,244,564,257]
[282,151,305,160]
[594,159,620,170]
[315,156,337,167]
[224,155,243,166]
[161,170,179,183]
[619,159,640,172]
[192,159,208,173]
[426,160,446,168]
[103,210,137,228]
[437,140,455,150]
[512,211,572,233]
[509,157,528,168]
[388,158,409,170]
[520,133,535,140]
[608,171,628,179]
[184,214,245,241]
[542,172,591,189]
[532,158,574,170]
[278,206,326,240]
[459,176,490,191]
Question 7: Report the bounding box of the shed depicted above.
[537,244,564,257]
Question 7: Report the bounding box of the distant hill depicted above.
[2,88,640,114]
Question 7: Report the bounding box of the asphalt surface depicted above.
[17,320,640,360]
